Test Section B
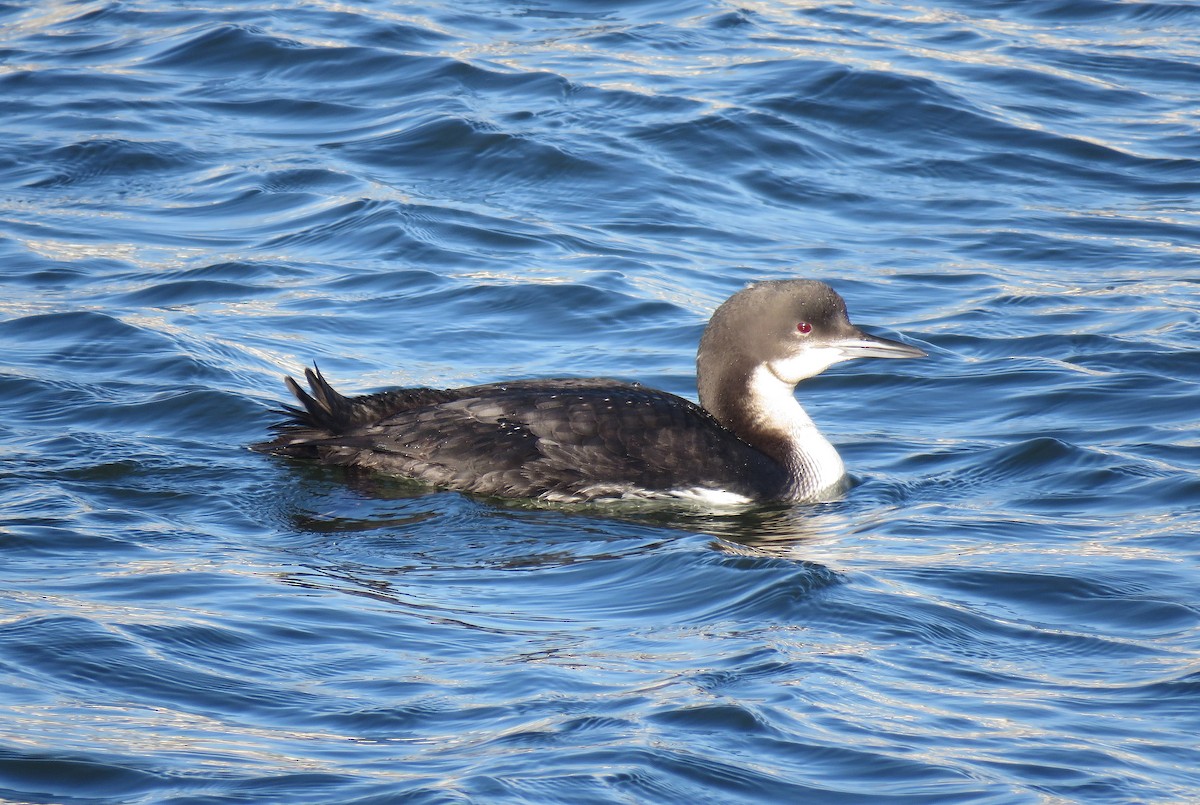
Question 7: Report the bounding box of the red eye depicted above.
[796,322,812,334]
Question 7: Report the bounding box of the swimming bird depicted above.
[257,279,926,504]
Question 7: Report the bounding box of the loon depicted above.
[257,279,926,504]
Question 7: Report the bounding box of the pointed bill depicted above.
[834,329,927,360]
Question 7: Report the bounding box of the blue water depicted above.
[2,1,1199,802]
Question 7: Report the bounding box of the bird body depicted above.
[257,280,925,503]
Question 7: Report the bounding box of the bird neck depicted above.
[698,362,846,499]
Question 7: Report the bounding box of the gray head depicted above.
[697,279,925,418]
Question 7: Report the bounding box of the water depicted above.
[2,0,1199,802]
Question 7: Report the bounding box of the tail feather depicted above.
[290,365,356,434]
[253,365,359,456]
[254,364,459,457]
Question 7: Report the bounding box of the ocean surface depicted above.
[2,1,1199,802]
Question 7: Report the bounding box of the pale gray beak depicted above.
[835,329,927,360]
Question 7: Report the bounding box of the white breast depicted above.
[747,364,846,498]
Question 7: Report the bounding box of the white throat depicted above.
[747,364,846,497]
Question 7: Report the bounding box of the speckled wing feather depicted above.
[259,368,787,501]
